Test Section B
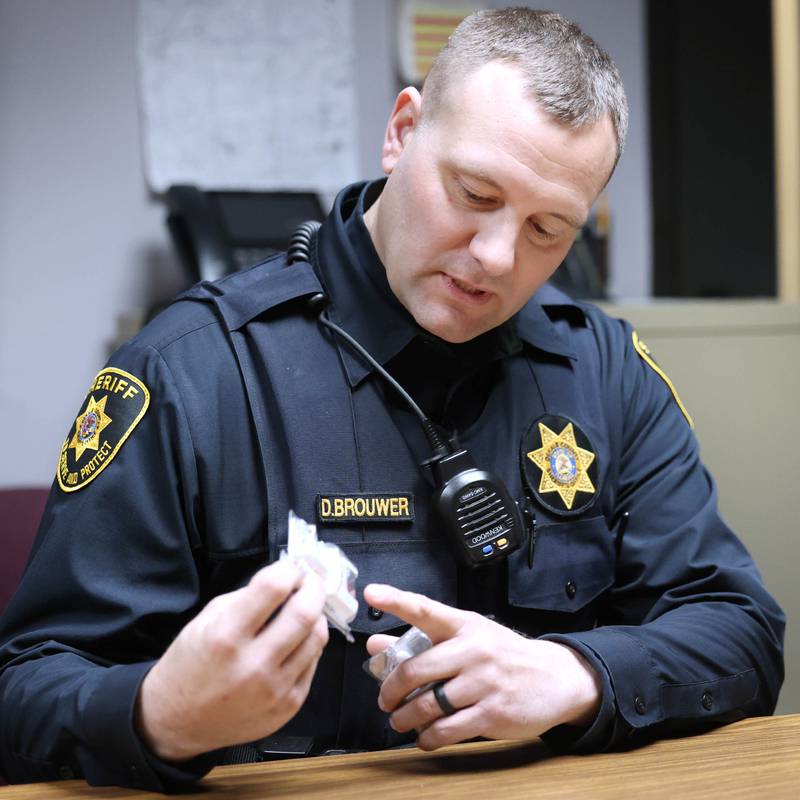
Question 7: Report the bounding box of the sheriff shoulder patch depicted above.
[632,331,694,428]
[57,368,150,492]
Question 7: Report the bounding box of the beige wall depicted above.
[601,300,800,714]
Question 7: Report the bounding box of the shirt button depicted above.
[634,696,647,715]
[368,606,384,621]
[701,691,714,711]
[565,580,577,599]
[58,766,74,779]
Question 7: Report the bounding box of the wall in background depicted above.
[0,0,181,489]
[0,0,395,488]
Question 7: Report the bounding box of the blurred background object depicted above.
[395,0,484,85]
[164,186,324,285]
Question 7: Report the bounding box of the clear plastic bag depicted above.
[281,510,359,642]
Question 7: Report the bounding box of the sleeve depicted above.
[540,317,785,751]
[0,341,216,791]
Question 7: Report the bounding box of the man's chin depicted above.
[413,309,495,344]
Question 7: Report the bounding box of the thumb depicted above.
[366,633,398,657]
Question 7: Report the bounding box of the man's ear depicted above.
[380,87,422,174]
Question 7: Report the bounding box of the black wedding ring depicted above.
[433,681,457,716]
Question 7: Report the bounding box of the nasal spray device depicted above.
[364,626,436,732]
[281,511,359,642]
[363,626,433,686]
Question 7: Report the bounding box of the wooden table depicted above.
[1,714,797,799]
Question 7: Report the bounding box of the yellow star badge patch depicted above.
[69,394,113,461]
[528,422,595,510]
[521,415,599,515]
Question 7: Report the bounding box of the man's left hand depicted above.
[364,583,602,750]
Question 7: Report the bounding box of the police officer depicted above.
[0,7,785,792]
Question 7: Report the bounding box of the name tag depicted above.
[316,493,415,523]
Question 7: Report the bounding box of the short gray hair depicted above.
[422,7,629,171]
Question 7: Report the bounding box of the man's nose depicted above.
[468,217,517,277]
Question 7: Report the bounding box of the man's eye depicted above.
[531,221,559,241]
[459,184,492,205]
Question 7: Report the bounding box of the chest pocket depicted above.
[340,540,458,635]
[507,515,614,616]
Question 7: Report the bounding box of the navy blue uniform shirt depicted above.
[0,182,785,791]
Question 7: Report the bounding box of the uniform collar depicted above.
[313,181,581,385]
[315,180,418,387]
[517,289,582,360]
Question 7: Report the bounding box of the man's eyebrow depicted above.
[548,211,585,230]
[456,166,503,190]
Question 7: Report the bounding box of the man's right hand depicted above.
[134,559,329,761]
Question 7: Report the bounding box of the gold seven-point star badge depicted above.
[69,394,113,461]
[527,421,596,510]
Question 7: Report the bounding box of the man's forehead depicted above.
[423,59,512,119]
[424,61,616,188]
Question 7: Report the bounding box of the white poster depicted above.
[136,0,358,193]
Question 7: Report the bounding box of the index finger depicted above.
[363,584,468,643]
[257,570,328,662]
[231,559,305,636]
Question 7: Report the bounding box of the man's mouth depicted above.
[453,277,485,295]
[445,274,492,303]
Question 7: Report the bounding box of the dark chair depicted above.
[0,487,49,785]
[164,186,325,286]
[0,488,49,615]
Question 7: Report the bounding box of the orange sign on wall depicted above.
[397,1,484,84]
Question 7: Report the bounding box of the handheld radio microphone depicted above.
[291,223,522,568]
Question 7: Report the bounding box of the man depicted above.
[0,7,784,792]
